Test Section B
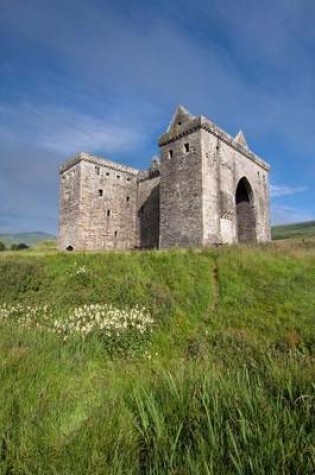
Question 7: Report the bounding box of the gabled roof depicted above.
[166,105,195,132]
[234,130,248,149]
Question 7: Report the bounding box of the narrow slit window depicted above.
[98,189,103,197]
[126,196,130,203]
[114,230,118,238]
[168,150,173,159]
[107,209,111,217]
[184,143,189,153]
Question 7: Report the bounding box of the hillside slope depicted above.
[272,220,315,240]
[0,242,314,473]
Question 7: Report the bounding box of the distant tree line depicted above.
[0,242,29,251]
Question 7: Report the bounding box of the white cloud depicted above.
[270,184,308,197]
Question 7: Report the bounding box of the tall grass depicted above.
[0,241,314,473]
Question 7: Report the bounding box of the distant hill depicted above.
[0,232,56,247]
[272,220,315,240]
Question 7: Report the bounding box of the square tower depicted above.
[158,106,271,248]
[158,107,206,248]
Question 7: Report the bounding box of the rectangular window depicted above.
[114,230,118,238]
[168,150,173,159]
[117,175,120,179]
[99,189,103,197]
[107,209,111,217]
[126,196,130,203]
[184,143,189,153]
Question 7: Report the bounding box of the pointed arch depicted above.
[235,177,257,243]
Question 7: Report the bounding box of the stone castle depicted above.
[58,106,271,251]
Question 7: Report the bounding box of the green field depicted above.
[272,220,315,240]
[0,232,56,247]
[0,241,314,473]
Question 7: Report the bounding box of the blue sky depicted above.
[0,0,314,234]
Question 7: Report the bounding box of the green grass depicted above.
[0,241,314,473]
[272,220,315,240]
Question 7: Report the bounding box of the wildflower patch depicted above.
[0,303,154,350]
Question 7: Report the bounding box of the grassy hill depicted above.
[0,231,56,247]
[0,242,314,473]
[272,220,315,240]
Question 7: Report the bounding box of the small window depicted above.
[126,177,131,182]
[117,175,120,179]
[106,172,110,177]
[66,245,74,252]
[168,150,173,159]
[114,230,118,238]
[126,196,130,203]
[184,143,189,153]
[177,121,182,126]
[107,209,111,217]
[99,189,103,197]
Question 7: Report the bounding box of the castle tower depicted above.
[58,153,139,251]
[158,106,207,248]
[158,106,271,248]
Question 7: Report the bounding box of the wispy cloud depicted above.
[270,184,308,197]
[0,104,146,155]
[271,204,314,225]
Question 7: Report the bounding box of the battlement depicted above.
[59,152,140,176]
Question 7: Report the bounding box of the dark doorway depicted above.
[235,177,256,243]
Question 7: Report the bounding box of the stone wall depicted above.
[137,174,160,249]
[58,161,82,250]
[200,128,270,244]
[159,129,204,248]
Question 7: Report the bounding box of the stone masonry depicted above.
[58,106,271,251]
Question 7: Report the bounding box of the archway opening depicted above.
[235,177,256,243]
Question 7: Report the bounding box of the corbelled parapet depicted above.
[59,152,140,176]
[159,115,270,172]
